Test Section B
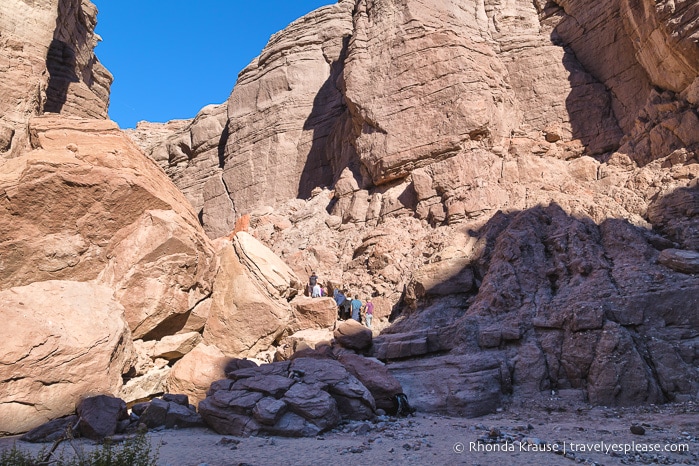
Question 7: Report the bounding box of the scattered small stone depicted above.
[354,423,371,435]
[388,447,394,453]
[630,425,646,435]
[217,437,240,446]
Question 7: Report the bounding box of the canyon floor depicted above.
[2,398,698,465]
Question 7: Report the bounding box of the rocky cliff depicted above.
[3,0,699,436]
[136,0,699,413]
[0,0,112,158]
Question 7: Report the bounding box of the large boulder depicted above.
[199,357,375,437]
[338,353,403,412]
[387,354,505,417]
[167,342,228,407]
[0,281,132,435]
[77,395,128,440]
[0,116,218,341]
[288,296,338,332]
[202,232,299,357]
[334,319,372,351]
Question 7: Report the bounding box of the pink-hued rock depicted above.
[0,116,218,341]
[202,233,299,358]
[167,342,228,407]
[129,105,234,238]
[334,319,373,351]
[220,1,355,217]
[0,0,112,158]
[25,0,698,415]
[0,281,133,435]
[288,296,338,333]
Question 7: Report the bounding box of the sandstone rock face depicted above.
[126,0,699,412]
[128,105,233,238]
[221,1,354,215]
[167,342,228,407]
[0,0,111,158]
[202,232,299,358]
[0,281,132,435]
[0,116,217,342]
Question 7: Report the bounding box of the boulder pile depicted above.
[199,356,404,437]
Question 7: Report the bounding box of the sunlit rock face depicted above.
[0,281,133,436]
[98,0,699,413]
[0,0,112,158]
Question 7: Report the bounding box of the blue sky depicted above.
[93,1,334,129]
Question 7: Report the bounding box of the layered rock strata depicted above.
[0,281,132,435]
[0,0,112,158]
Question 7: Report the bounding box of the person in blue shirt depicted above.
[350,296,362,322]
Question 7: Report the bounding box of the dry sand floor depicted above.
[2,400,698,465]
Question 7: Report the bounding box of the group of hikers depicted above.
[308,272,374,329]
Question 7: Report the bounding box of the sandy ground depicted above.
[2,400,698,465]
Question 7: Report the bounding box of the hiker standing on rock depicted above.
[334,288,347,319]
[350,295,362,322]
[308,271,318,297]
[364,298,374,329]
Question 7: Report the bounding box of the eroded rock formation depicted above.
[0,115,220,432]
[136,0,699,413]
[0,0,111,158]
[0,281,132,436]
[4,0,699,435]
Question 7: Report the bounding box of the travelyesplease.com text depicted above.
[454,440,690,455]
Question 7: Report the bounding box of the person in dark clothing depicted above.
[334,289,347,320]
[341,295,352,320]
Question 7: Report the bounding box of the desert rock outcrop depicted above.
[146,0,699,412]
[0,116,218,338]
[5,0,699,436]
[0,281,132,435]
[202,232,300,358]
[0,115,220,431]
[0,0,111,158]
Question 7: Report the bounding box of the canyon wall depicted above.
[3,0,699,434]
[137,0,699,411]
[0,0,111,158]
